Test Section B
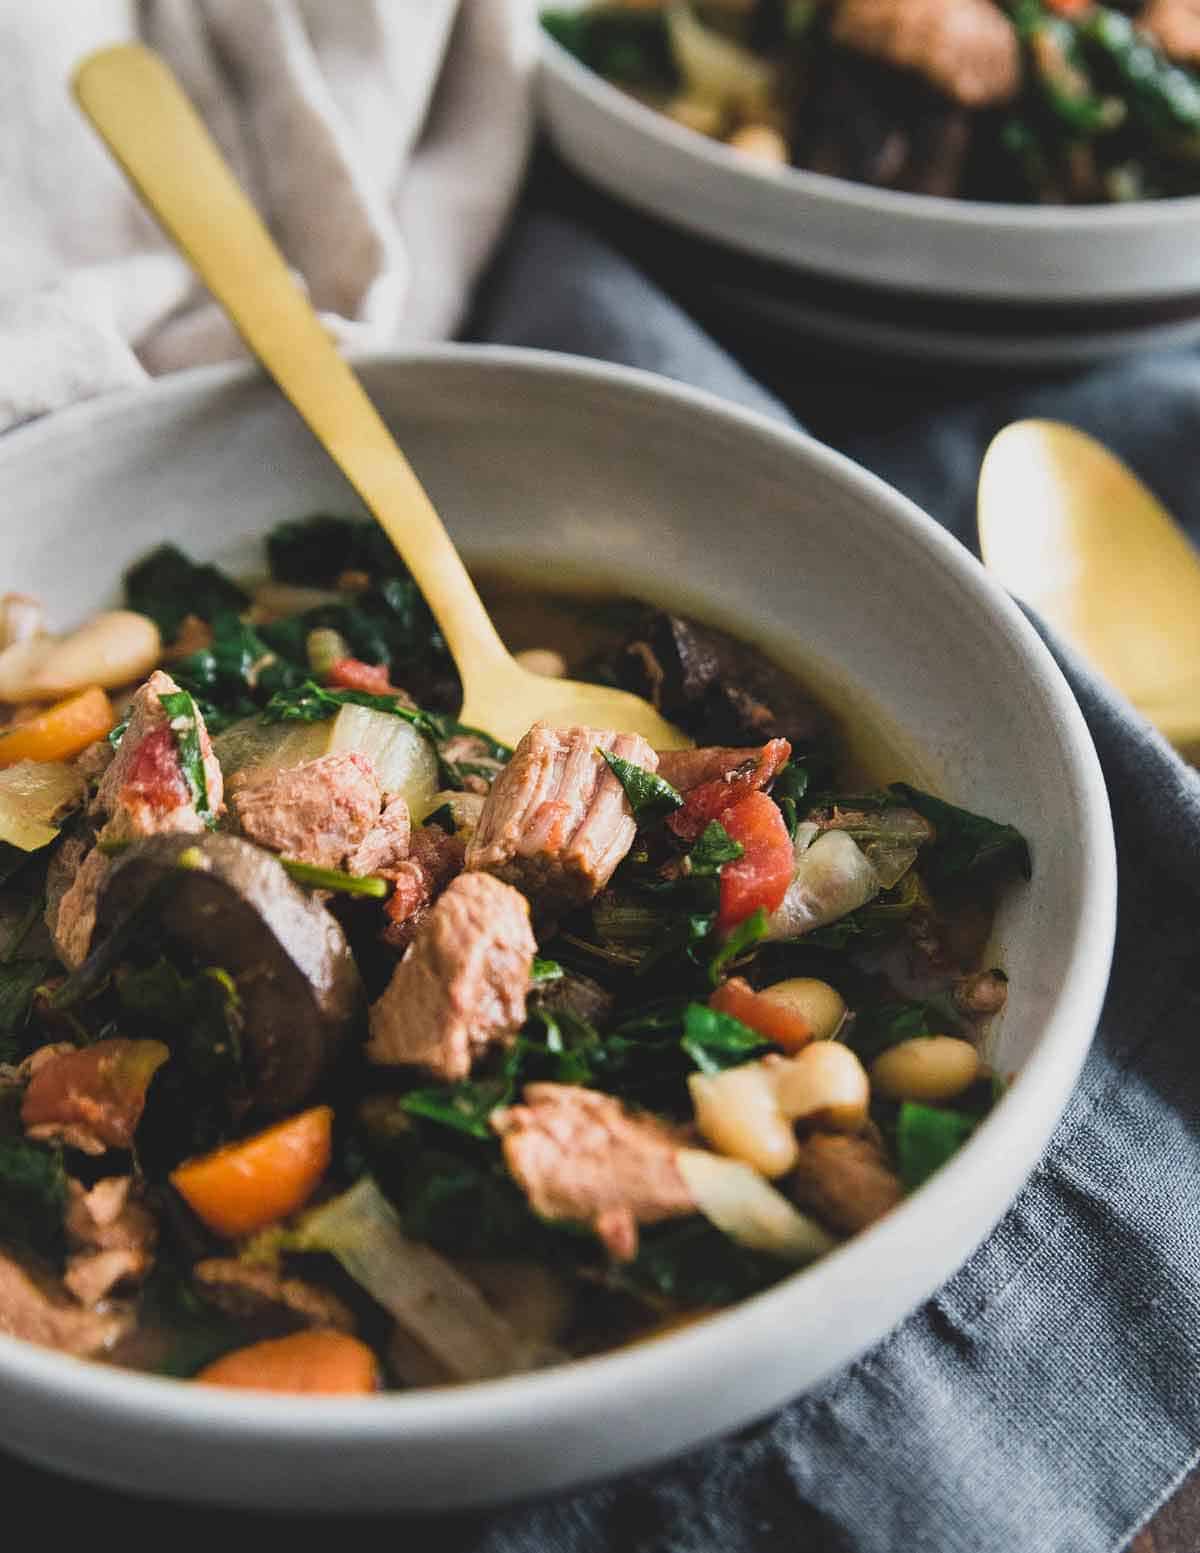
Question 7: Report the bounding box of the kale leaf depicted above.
[599,750,683,824]
[0,958,54,1065]
[887,784,1031,888]
[895,1102,977,1191]
[686,820,743,875]
[620,1218,785,1307]
[266,514,399,586]
[0,1137,68,1264]
[680,1002,770,1074]
[124,544,248,642]
[159,691,217,827]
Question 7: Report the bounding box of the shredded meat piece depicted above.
[49,670,224,967]
[368,872,536,1080]
[230,752,384,870]
[345,794,411,877]
[787,1131,904,1235]
[1141,0,1200,62]
[95,669,223,839]
[64,1248,152,1306]
[831,0,1020,107]
[65,1176,157,1253]
[467,724,655,909]
[0,1250,131,1357]
[380,824,466,950]
[492,1084,695,1261]
[192,1259,355,1333]
[47,845,110,971]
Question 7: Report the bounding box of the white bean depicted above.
[0,611,161,703]
[727,123,789,163]
[0,595,44,651]
[870,1036,982,1104]
[767,1043,870,1132]
[688,1065,798,1179]
[758,978,847,1042]
[515,648,567,679]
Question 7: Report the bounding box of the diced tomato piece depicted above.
[1045,0,1090,13]
[327,658,392,694]
[668,738,791,843]
[709,976,813,1052]
[121,724,190,817]
[717,789,794,933]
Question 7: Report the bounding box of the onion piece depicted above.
[666,1,775,113]
[676,1148,837,1264]
[766,829,880,940]
[289,1177,548,1383]
[0,759,86,851]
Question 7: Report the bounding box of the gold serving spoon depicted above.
[72,45,690,751]
[978,418,1200,762]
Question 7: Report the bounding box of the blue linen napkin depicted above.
[5,182,1200,1553]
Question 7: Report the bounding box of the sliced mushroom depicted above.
[95,833,361,1112]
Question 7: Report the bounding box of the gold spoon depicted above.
[978,418,1200,761]
[72,45,690,752]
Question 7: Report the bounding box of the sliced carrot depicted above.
[170,1105,333,1239]
[0,686,114,768]
[195,1329,379,1394]
[709,976,812,1053]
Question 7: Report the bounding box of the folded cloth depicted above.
[0,0,534,432]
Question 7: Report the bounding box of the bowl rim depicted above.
[540,25,1200,232]
[0,344,1116,1451]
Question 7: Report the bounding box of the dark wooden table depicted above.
[1126,1464,1200,1551]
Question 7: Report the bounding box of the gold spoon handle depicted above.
[72,43,507,681]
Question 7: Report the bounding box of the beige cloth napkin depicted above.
[0,0,535,432]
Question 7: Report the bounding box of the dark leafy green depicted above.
[888,784,1031,887]
[140,1263,249,1378]
[708,907,769,985]
[541,7,676,89]
[532,957,564,984]
[0,959,54,1065]
[619,1218,787,1307]
[680,1002,770,1074]
[0,1137,68,1263]
[159,691,217,827]
[599,750,683,823]
[686,820,743,875]
[896,1102,978,1191]
[170,612,304,732]
[124,544,248,642]
[267,514,400,586]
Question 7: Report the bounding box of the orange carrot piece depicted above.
[0,687,114,768]
[709,976,813,1053]
[170,1105,333,1239]
[195,1330,379,1394]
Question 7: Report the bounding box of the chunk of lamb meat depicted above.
[1141,0,1200,63]
[466,724,654,910]
[95,669,224,840]
[230,752,409,874]
[368,872,536,1080]
[492,1084,696,1261]
[787,1131,904,1235]
[381,822,466,950]
[609,612,831,756]
[831,0,1020,108]
[63,1175,157,1302]
[0,1250,132,1357]
[48,670,224,967]
[192,1259,355,1334]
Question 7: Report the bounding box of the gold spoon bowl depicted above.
[978,417,1200,761]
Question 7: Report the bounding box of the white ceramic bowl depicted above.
[539,20,1200,308]
[0,348,1115,1511]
